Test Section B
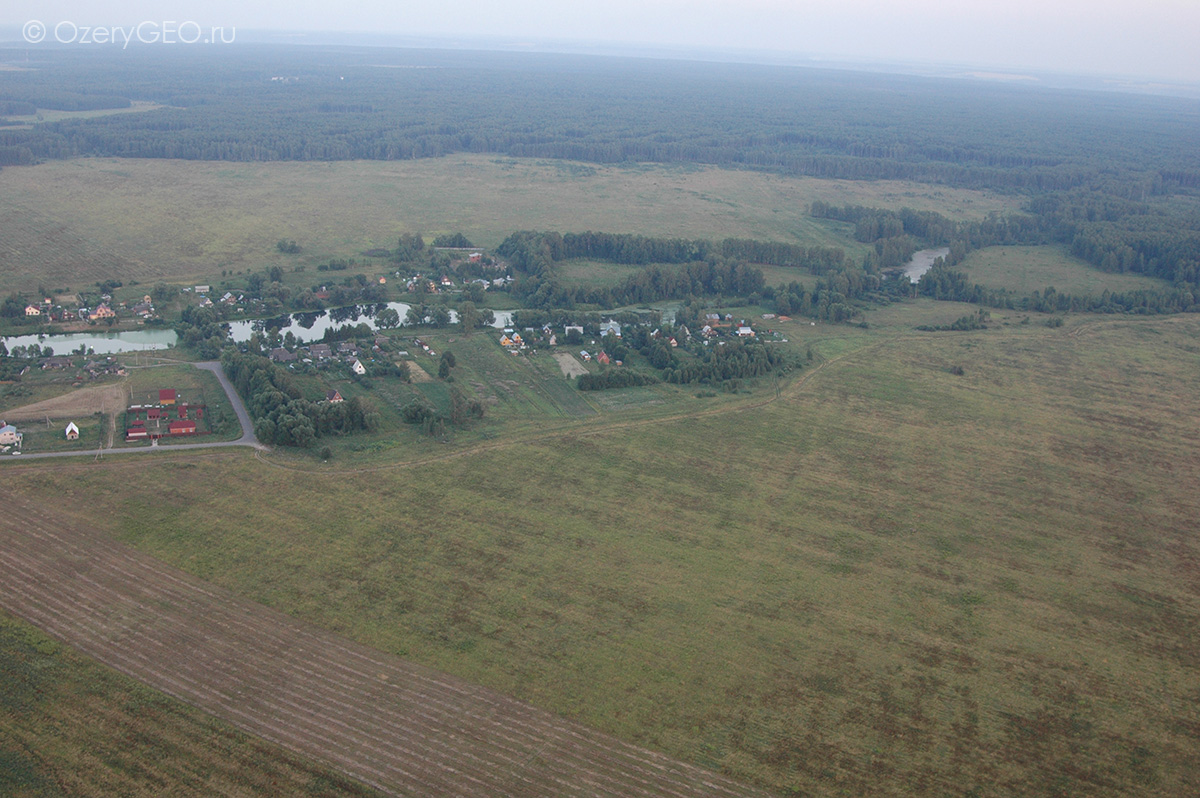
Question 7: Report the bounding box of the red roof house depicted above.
[159,388,177,405]
[168,419,197,435]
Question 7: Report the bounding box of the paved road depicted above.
[5,360,267,461]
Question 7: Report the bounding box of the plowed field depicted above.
[0,495,769,798]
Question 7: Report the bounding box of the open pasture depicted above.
[957,245,1166,295]
[4,314,1197,796]
[0,155,1019,293]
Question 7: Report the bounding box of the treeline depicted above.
[0,91,130,112]
[813,196,1200,310]
[498,230,771,309]
[221,351,379,447]
[576,369,659,390]
[916,263,1198,314]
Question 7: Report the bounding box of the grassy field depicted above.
[0,155,1019,293]
[557,259,648,290]
[0,100,167,127]
[0,610,383,797]
[957,245,1166,294]
[5,313,1198,796]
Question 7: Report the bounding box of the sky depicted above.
[5,0,1200,84]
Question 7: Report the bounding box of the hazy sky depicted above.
[7,0,1200,83]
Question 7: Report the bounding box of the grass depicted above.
[15,413,104,454]
[557,259,647,290]
[0,100,166,127]
[6,314,1199,796]
[0,155,1020,293]
[957,245,1166,295]
[0,609,384,797]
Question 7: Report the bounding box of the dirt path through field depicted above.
[0,496,769,798]
[1,381,127,421]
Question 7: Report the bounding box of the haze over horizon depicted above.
[2,0,1199,85]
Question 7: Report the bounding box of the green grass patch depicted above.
[556,259,647,290]
[10,315,1200,795]
[957,245,1166,295]
[0,155,1020,293]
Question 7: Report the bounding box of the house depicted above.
[338,341,359,356]
[65,422,80,440]
[147,407,163,420]
[596,351,611,365]
[736,326,756,338]
[351,359,366,375]
[126,426,149,440]
[159,389,177,406]
[309,343,332,359]
[601,320,622,337]
[89,304,116,321]
[269,347,298,363]
[0,424,21,446]
[194,285,210,294]
[469,252,483,262]
[168,419,197,436]
[41,357,72,370]
[325,389,344,403]
[564,325,584,338]
[580,350,591,361]
[24,304,41,316]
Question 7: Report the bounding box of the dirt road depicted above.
[0,496,769,798]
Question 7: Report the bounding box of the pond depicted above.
[1,328,178,355]
[902,248,951,284]
[225,303,514,343]
[2,304,517,354]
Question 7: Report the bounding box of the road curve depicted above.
[0,497,771,798]
[5,360,266,461]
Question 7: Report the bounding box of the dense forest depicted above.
[2,45,1199,194]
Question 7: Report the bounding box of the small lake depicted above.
[902,248,951,283]
[225,303,514,343]
[2,304,516,354]
[1,328,178,355]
